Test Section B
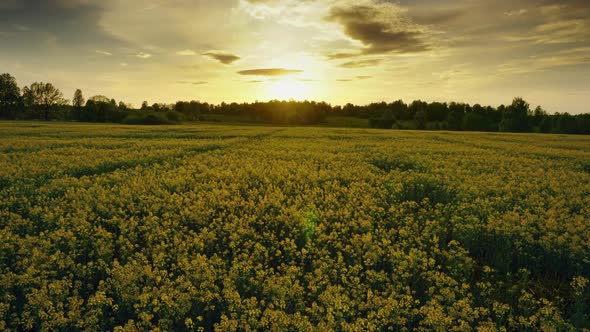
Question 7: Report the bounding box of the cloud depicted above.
[176,49,196,56]
[244,0,275,3]
[504,9,528,17]
[0,0,124,52]
[326,4,429,56]
[497,47,590,75]
[203,51,241,64]
[499,3,590,45]
[338,58,382,68]
[337,75,372,82]
[177,80,208,85]
[95,50,112,56]
[237,68,304,76]
[326,52,358,60]
[136,52,152,59]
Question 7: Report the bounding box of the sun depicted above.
[264,77,310,101]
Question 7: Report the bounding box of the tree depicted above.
[141,101,149,110]
[89,95,111,104]
[86,95,119,122]
[22,82,67,121]
[369,108,396,129]
[462,112,488,132]
[447,103,465,131]
[73,89,85,108]
[118,101,128,111]
[500,97,530,132]
[0,73,22,119]
[414,109,427,130]
[72,89,85,121]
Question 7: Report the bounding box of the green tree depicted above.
[446,103,465,131]
[463,112,489,132]
[72,89,85,121]
[87,95,119,122]
[73,89,85,108]
[500,97,530,132]
[0,73,22,119]
[118,101,128,111]
[22,82,67,121]
[414,109,427,130]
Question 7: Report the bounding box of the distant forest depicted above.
[2,73,590,134]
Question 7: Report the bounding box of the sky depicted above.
[0,0,589,113]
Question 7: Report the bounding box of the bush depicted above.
[369,117,395,129]
[370,157,419,172]
[122,111,183,125]
[394,175,457,205]
[164,111,185,123]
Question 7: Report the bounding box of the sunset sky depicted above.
[1,0,589,113]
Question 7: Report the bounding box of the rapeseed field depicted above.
[1,122,589,331]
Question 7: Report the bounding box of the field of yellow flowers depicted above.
[1,121,589,331]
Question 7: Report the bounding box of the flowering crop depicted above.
[1,122,589,331]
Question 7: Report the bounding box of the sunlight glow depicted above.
[264,78,311,101]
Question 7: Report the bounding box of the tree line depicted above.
[1,72,589,133]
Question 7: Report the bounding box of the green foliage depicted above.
[370,156,419,172]
[0,73,22,119]
[4,70,590,135]
[368,117,395,129]
[122,111,184,125]
[414,109,427,130]
[500,97,531,133]
[394,175,456,205]
[300,209,319,244]
[22,82,67,121]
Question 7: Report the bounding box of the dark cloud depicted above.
[338,59,383,68]
[0,0,124,52]
[203,51,241,64]
[237,68,304,76]
[409,8,467,25]
[326,5,429,56]
[326,52,357,60]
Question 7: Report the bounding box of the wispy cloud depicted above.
[497,47,590,75]
[203,51,241,64]
[338,58,382,68]
[504,9,528,17]
[95,50,112,56]
[176,49,196,56]
[136,52,152,59]
[237,68,303,76]
[337,75,372,82]
[177,80,208,85]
